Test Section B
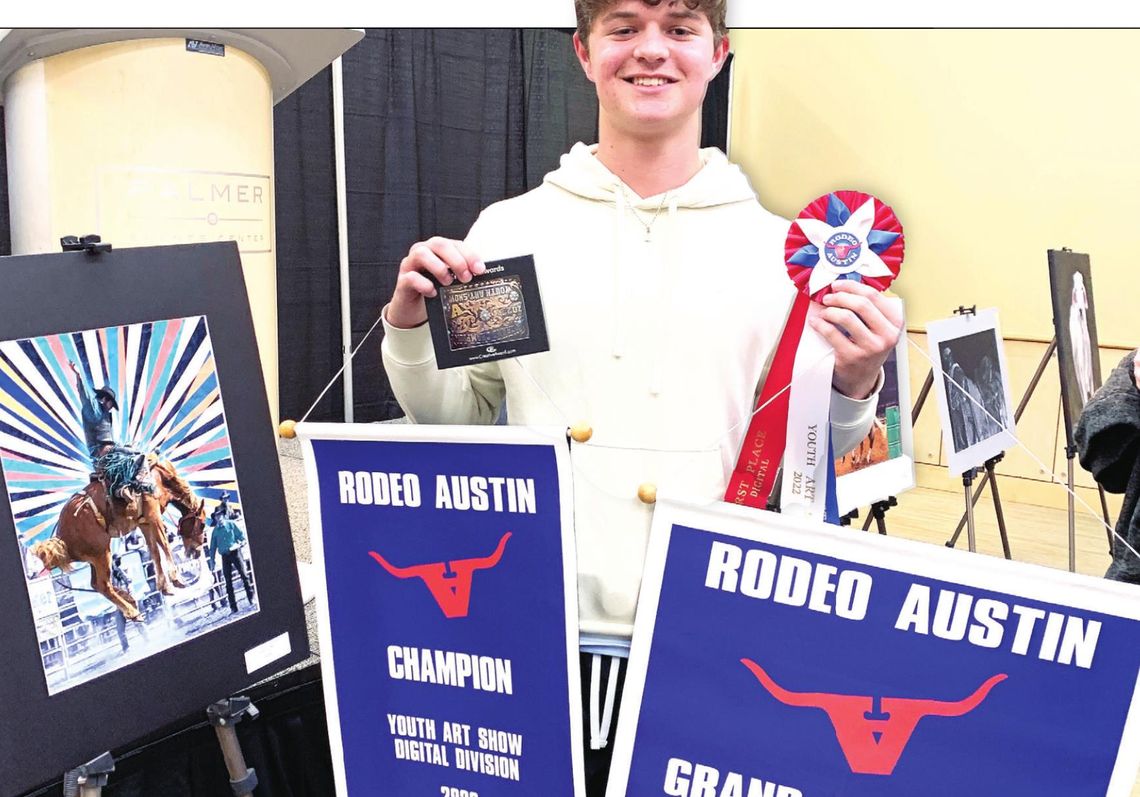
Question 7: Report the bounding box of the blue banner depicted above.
[301,425,584,797]
[609,500,1140,797]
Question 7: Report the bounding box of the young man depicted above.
[382,1,902,790]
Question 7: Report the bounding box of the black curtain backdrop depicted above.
[701,51,733,151]
[338,29,598,421]
[341,29,523,421]
[522,30,602,189]
[273,68,343,424]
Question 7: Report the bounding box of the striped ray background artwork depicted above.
[0,315,240,556]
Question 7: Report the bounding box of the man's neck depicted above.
[593,119,703,198]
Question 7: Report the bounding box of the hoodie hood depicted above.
[543,141,758,209]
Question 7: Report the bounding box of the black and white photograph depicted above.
[1047,249,1103,445]
[927,309,1017,475]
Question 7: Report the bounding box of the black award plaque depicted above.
[425,254,549,368]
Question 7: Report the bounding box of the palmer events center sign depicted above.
[300,424,585,797]
[607,500,1140,797]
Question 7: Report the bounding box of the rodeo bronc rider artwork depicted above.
[0,315,260,694]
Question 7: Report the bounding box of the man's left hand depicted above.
[807,280,904,400]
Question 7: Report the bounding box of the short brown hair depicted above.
[574,0,728,47]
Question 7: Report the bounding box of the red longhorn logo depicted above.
[829,243,856,260]
[368,532,512,619]
[741,659,1007,776]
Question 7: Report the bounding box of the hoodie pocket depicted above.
[568,441,727,636]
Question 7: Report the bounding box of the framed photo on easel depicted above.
[926,308,1017,476]
[1047,249,1103,446]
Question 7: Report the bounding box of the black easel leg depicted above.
[946,473,989,548]
[1067,452,1077,573]
[985,460,1012,560]
[963,471,977,553]
[1098,484,1114,556]
[874,507,888,535]
[860,499,895,535]
[911,369,935,426]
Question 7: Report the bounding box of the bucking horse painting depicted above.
[0,315,255,693]
[31,456,207,619]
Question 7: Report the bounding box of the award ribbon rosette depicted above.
[725,190,904,522]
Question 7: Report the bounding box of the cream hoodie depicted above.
[382,142,877,643]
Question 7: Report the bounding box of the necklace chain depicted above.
[623,189,670,241]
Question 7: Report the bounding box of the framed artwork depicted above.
[0,242,307,795]
[1047,249,1103,447]
[3,315,261,695]
[926,309,1017,476]
[834,299,916,514]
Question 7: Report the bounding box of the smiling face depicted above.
[574,0,729,143]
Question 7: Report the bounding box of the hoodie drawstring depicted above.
[589,653,622,749]
[647,196,678,397]
[611,190,628,359]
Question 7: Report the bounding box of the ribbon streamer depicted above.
[780,303,839,522]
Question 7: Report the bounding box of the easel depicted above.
[208,696,260,797]
[56,236,260,797]
[916,306,1015,557]
[63,752,114,796]
[58,697,259,796]
[851,359,943,537]
[949,453,1012,556]
[857,305,1003,542]
[1047,246,1115,568]
[938,333,1113,570]
[862,496,897,535]
[839,490,899,535]
[849,340,934,536]
[839,331,932,536]
[939,333,1055,557]
[58,236,119,797]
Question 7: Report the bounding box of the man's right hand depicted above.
[386,237,485,329]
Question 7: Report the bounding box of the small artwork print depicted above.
[0,315,258,695]
[836,349,902,477]
[1047,249,1103,446]
[833,298,916,514]
[425,255,549,369]
[927,309,1017,475]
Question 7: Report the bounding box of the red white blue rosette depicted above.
[725,190,904,525]
[785,190,904,300]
